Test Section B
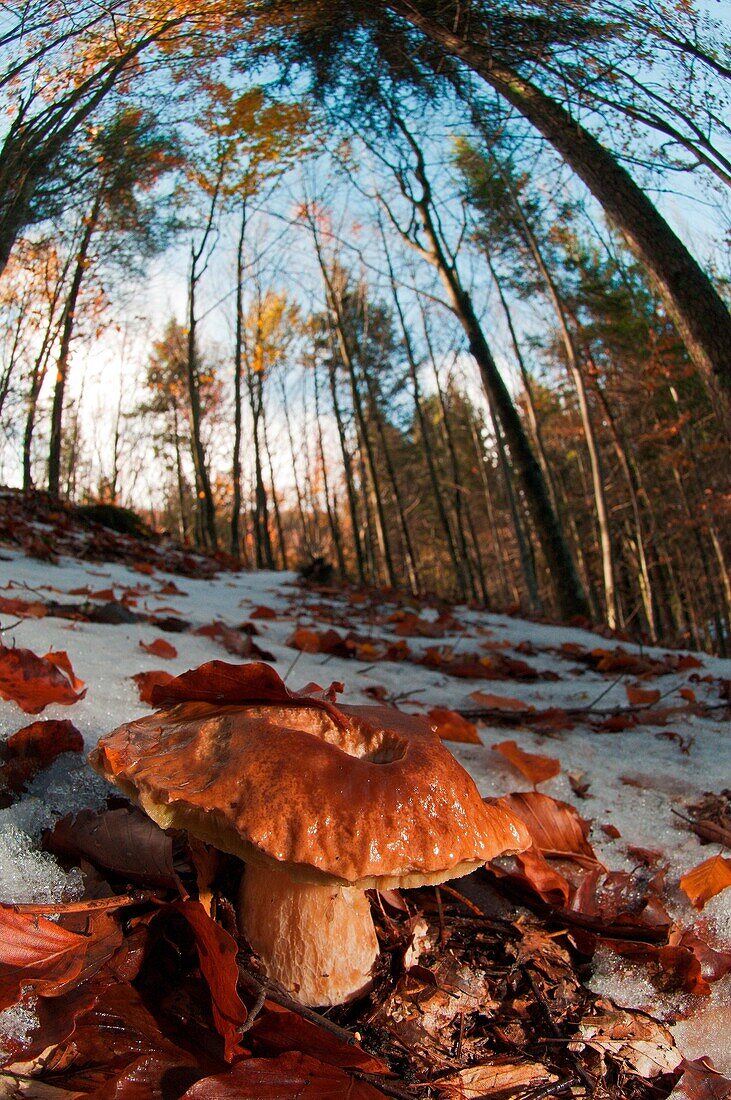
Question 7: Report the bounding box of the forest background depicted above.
[1,0,729,654]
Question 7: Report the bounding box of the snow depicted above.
[1,545,730,1071]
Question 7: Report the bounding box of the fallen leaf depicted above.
[428,707,482,744]
[173,900,248,1061]
[139,638,178,660]
[468,691,535,712]
[45,807,179,890]
[131,669,175,704]
[1,719,83,792]
[626,684,662,706]
[0,595,47,618]
[0,645,86,713]
[571,1008,682,1077]
[250,605,277,619]
[677,1057,731,1099]
[492,791,595,859]
[492,740,560,787]
[438,1057,558,1098]
[680,854,731,909]
[181,1051,388,1098]
[0,906,122,1010]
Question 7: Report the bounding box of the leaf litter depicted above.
[0,507,730,1096]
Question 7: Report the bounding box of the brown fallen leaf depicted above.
[181,1050,389,1098]
[468,691,535,713]
[1,719,83,793]
[45,807,179,891]
[570,1007,682,1078]
[680,854,731,909]
[626,684,662,706]
[677,1057,731,1099]
[131,669,175,704]
[428,707,482,744]
[492,740,560,787]
[173,900,248,1062]
[0,645,86,713]
[438,1056,558,1098]
[139,638,178,660]
[0,906,122,1011]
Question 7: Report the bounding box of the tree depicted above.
[46,108,179,496]
[252,0,731,397]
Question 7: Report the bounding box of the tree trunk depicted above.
[314,360,347,576]
[326,348,366,583]
[387,4,731,397]
[186,237,218,551]
[231,201,246,557]
[48,194,101,497]
[382,230,469,599]
[496,168,617,626]
[262,405,286,569]
[406,174,589,618]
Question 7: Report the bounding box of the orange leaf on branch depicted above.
[680,854,731,909]
[0,645,85,713]
[492,740,560,787]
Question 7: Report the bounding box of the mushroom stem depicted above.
[238,861,379,1007]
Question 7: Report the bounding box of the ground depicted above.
[0,524,729,1096]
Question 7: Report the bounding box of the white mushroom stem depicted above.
[238,861,379,1007]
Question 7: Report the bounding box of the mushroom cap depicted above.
[89,662,530,889]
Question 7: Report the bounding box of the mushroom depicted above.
[89,662,531,1007]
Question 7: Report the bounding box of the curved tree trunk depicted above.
[387,4,731,398]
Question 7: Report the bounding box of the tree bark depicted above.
[397,139,589,618]
[47,193,101,497]
[387,3,731,397]
[231,201,247,557]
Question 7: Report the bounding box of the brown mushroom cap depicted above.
[90,665,530,890]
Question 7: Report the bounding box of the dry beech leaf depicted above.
[0,595,47,618]
[195,621,274,660]
[438,1057,558,1098]
[491,791,595,860]
[428,707,482,744]
[680,854,731,909]
[468,691,535,713]
[492,740,560,787]
[45,807,178,891]
[139,638,178,660]
[570,1009,682,1078]
[250,604,277,620]
[247,1002,388,1074]
[0,645,86,713]
[181,1050,388,1099]
[626,684,662,706]
[173,900,248,1062]
[0,906,122,1010]
[1,719,83,792]
[131,669,175,704]
[677,1057,731,1099]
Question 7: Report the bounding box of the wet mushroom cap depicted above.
[89,700,531,888]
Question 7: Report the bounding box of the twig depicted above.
[351,1070,420,1099]
[238,985,266,1034]
[586,673,624,710]
[283,647,303,683]
[237,962,359,1047]
[521,966,595,1092]
[524,1074,580,1099]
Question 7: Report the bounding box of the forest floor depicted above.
[0,492,729,1098]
